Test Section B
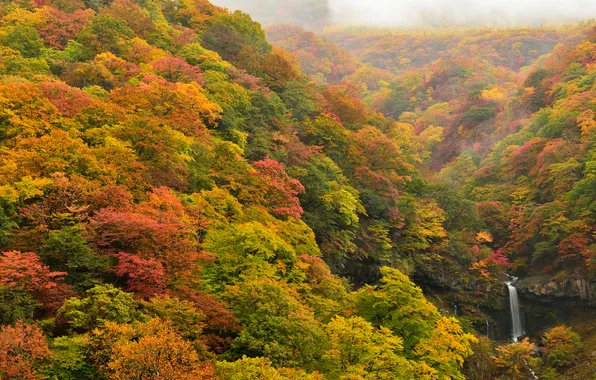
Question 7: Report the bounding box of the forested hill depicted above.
[272,25,591,164]
[266,22,596,286]
[0,0,477,378]
[271,22,596,288]
[0,0,594,378]
[266,21,596,378]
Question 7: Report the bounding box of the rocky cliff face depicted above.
[516,275,596,305]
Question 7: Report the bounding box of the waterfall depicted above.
[485,319,490,338]
[453,304,458,316]
[524,359,540,380]
[505,276,524,342]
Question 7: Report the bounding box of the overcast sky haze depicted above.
[330,0,596,27]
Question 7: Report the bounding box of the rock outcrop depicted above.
[515,275,596,305]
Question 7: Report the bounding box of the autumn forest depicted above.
[0,0,595,378]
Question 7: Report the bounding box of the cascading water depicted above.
[524,359,539,380]
[505,276,524,342]
[505,277,538,378]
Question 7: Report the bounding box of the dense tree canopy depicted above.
[0,0,594,377]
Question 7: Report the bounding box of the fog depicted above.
[330,0,596,28]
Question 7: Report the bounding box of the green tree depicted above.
[297,155,365,266]
[382,85,411,119]
[280,81,315,121]
[323,316,414,379]
[0,205,15,249]
[203,221,298,289]
[222,276,327,371]
[542,325,582,370]
[41,226,108,292]
[2,25,43,58]
[462,106,498,125]
[44,336,96,380]
[143,295,206,350]
[76,14,134,57]
[356,267,440,354]
[303,115,351,164]
[396,198,447,253]
[202,11,271,63]
[0,287,39,324]
[58,285,146,331]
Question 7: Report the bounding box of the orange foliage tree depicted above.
[87,318,214,379]
[0,322,51,379]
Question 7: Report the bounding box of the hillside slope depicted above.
[0,0,594,378]
[0,0,483,378]
[267,21,596,379]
